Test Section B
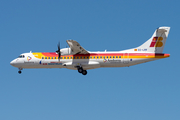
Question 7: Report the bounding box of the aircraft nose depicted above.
[10,59,16,66]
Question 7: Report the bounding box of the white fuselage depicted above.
[10,51,169,70]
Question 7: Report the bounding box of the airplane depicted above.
[10,26,170,75]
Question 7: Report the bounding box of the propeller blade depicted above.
[58,52,61,59]
[58,42,60,50]
[56,42,61,62]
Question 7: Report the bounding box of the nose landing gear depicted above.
[18,71,22,74]
[18,68,23,74]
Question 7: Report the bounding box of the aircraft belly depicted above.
[20,58,160,69]
[65,60,101,70]
[100,58,159,67]
[21,59,67,69]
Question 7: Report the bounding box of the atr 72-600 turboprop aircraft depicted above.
[10,27,170,75]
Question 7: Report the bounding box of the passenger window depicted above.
[64,57,66,59]
[45,57,47,59]
[80,57,82,59]
[90,57,92,59]
[52,57,53,59]
[73,57,76,59]
[97,56,99,59]
[77,57,79,59]
[119,56,121,58]
[42,57,44,59]
[116,56,118,58]
[84,57,86,59]
[71,57,72,59]
[94,56,95,59]
[67,57,69,59]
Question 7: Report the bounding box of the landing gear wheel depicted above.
[82,70,87,75]
[18,71,22,74]
[18,68,23,74]
[78,68,83,73]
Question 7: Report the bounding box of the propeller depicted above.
[56,42,61,62]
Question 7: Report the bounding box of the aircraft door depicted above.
[123,53,129,64]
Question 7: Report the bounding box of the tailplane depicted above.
[136,27,170,53]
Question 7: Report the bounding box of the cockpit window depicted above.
[18,55,25,58]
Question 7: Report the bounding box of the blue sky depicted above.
[1,0,180,120]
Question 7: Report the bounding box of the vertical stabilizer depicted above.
[137,27,170,53]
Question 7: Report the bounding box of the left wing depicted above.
[66,40,89,54]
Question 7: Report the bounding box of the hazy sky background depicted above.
[1,0,180,120]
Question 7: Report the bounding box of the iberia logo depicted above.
[150,37,163,47]
[27,56,32,61]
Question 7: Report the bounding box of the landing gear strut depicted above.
[18,68,23,74]
[77,67,87,75]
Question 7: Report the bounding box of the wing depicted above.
[66,40,89,54]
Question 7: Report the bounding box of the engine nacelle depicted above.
[60,48,74,55]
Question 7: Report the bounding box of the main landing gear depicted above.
[18,68,23,74]
[77,67,87,75]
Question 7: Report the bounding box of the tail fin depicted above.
[137,27,170,53]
